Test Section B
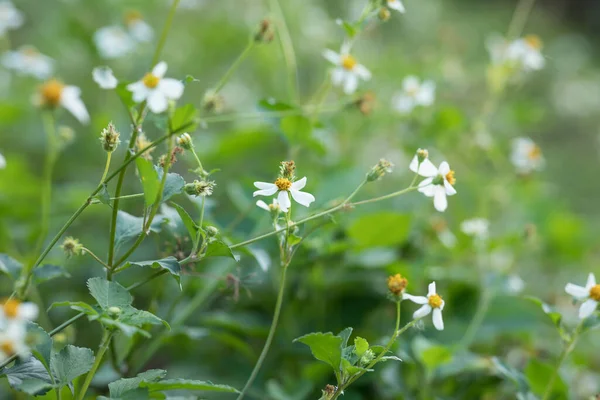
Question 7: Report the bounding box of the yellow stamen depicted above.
[23,47,39,56]
[124,10,143,25]
[0,341,15,356]
[524,34,542,50]
[142,73,160,89]
[40,79,64,107]
[3,299,20,319]
[428,294,443,309]
[387,274,408,295]
[274,178,292,191]
[445,170,456,185]
[341,55,357,71]
[527,145,541,160]
[590,284,600,301]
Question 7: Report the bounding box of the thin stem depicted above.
[270,0,298,102]
[190,147,204,173]
[541,322,583,400]
[201,102,344,124]
[458,291,491,350]
[82,248,110,270]
[506,0,537,40]
[151,0,181,67]
[109,193,145,201]
[350,186,418,206]
[212,40,255,95]
[99,152,112,184]
[75,330,113,400]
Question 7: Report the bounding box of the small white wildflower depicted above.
[392,76,435,114]
[0,1,24,36]
[92,66,118,89]
[322,43,371,94]
[253,177,315,213]
[461,218,489,240]
[565,273,600,319]
[506,35,545,71]
[410,156,456,212]
[511,137,544,174]
[386,0,405,13]
[127,61,184,113]
[506,274,525,294]
[0,300,39,326]
[124,10,153,42]
[0,323,28,362]
[486,34,511,66]
[1,46,54,80]
[0,151,5,169]
[403,282,446,330]
[93,26,136,59]
[36,79,89,124]
[256,198,281,213]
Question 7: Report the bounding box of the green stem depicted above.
[82,248,110,270]
[506,0,537,40]
[191,196,206,255]
[201,102,344,124]
[269,0,298,102]
[99,152,112,184]
[75,330,114,400]
[349,186,418,206]
[458,291,491,350]
[541,322,583,400]
[151,0,181,67]
[190,147,204,173]
[212,40,255,95]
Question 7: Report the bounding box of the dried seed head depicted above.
[60,237,84,258]
[184,180,216,197]
[367,159,394,182]
[100,122,121,152]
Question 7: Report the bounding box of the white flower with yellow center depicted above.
[124,10,154,43]
[386,0,405,13]
[92,66,118,89]
[93,26,136,59]
[0,300,38,327]
[392,76,435,114]
[0,1,23,36]
[322,44,371,94]
[410,156,456,212]
[1,46,54,80]
[256,198,281,213]
[511,137,544,174]
[0,323,28,362]
[565,273,600,319]
[404,282,446,330]
[253,177,315,213]
[0,151,5,169]
[461,218,489,240]
[506,35,545,71]
[36,79,89,124]
[127,61,184,113]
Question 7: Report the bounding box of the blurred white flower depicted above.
[404,282,446,330]
[36,79,89,124]
[392,76,435,114]
[1,46,54,79]
[177,0,206,9]
[506,274,525,294]
[386,0,405,13]
[0,300,38,326]
[94,26,136,59]
[565,273,599,319]
[127,61,184,113]
[0,1,24,36]
[0,323,28,362]
[92,66,118,89]
[430,217,456,248]
[486,34,511,66]
[461,218,489,240]
[256,198,281,213]
[411,159,456,213]
[507,35,545,71]
[253,177,315,213]
[125,10,153,42]
[323,43,371,94]
[0,151,5,169]
[510,137,544,174]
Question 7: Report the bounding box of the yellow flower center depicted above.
[0,340,15,356]
[40,79,64,107]
[387,274,408,295]
[341,55,357,71]
[3,299,20,318]
[524,35,542,50]
[274,178,292,191]
[23,47,39,56]
[142,73,160,89]
[445,170,456,185]
[527,145,541,160]
[124,10,143,25]
[590,284,600,301]
[428,294,443,309]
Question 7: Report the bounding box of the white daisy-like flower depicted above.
[256,198,281,213]
[0,1,24,36]
[410,155,456,212]
[461,218,489,240]
[0,151,5,169]
[386,0,405,13]
[506,35,545,71]
[253,177,315,213]
[510,137,544,174]
[392,76,436,114]
[0,300,38,327]
[36,79,89,124]
[322,43,371,94]
[93,26,136,59]
[1,46,54,80]
[124,11,153,43]
[506,274,525,294]
[0,323,28,362]
[565,273,600,319]
[486,34,511,66]
[127,61,184,113]
[403,282,446,330]
[92,66,118,89]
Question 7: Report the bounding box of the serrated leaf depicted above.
[205,239,236,260]
[136,158,160,206]
[170,202,198,240]
[170,104,199,133]
[109,369,167,397]
[1,356,52,394]
[337,327,353,348]
[100,318,151,338]
[33,264,70,284]
[123,257,182,290]
[87,277,133,310]
[51,345,95,388]
[155,166,185,203]
[294,332,343,371]
[353,337,369,357]
[121,306,170,330]
[141,379,239,393]
[0,253,22,279]
[27,322,52,370]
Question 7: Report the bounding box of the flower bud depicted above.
[108,306,121,318]
[378,7,391,21]
[206,226,219,237]
[177,133,193,150]
[360,349,375,366]
[60,237,84,258]
[279,160,296,180]
[387,273,408,296]
[320,384,336,400]
[184,180,216,197]
[254,18,275,43]
[367,159,394,182]
[416,148,428,164]
[202,90,224,114]
[100,122,121,152]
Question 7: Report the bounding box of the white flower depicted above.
[0,1,24,36]
[461,218,489,240]
[0,151,5,169]
[0,323,28,362]
[93,26,136,59]
[92,66,118,89]
[511,137,544,174]
[392,76,435,114]
[565,273,600,319]
[0,300,38,326]
[506,274,525,294]
[253,176,315,213]
[125,12,153,42]
[403,282,445,330]
[486,34,511,66]
[386,0,405,13]
[256,198,281,213]
[1,46,54,80]
[410,156,456,212]
[322,43,371,94]
[127,61,184,113]
[506,35,545,71]
[37,79,89,124]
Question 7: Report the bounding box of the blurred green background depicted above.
[1,0,599,398]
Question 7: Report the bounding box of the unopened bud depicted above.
[387,273,408,296]
[202,90,224,114]
[60,237,84,258]
[416,148,428,163]
[320,384,336,400]
[378,7,391,21]
[206,226,219,237]
[108,306,121,318]
[255,18,275,43]
[177,133,193,150]
[100,122,121,152]
[367,159,394,182]
[184,180,216,197]
[360,349,375,366]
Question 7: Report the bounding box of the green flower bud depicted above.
[206,226,219,237]
[416,148,428,163]
[378,7,391,21]
[367,159,394,182]
[60,237,84,258]
[184,180,216,197]
[108,306,121,318]
[360,349,375,366]
[177,133,193,150]
[100,122,121,152]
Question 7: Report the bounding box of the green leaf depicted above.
[524,359,568,399]
[141,379,239,393]
[170,202,198,239]
[413,337,452,370]
[156,167,185,203]
[1,356,53,394]
[136,157,160,206]
[338,327,353,348]
[491,357,531,394]
[51,345,95,387]
[49,301,99,317]
[27,322,52,370]
[116,82,135,108]
[288,234,302,247]
[115,211,165,250]
[340,20,357,38]
[205,239,236,260]
[341,358,372,377]
[347,212,411,248]
[87,277,133,310]
[526,296,565,338]
[170,104,199,133]
[123,257,182,290]
[33,264,71,284]
[280,116,325,153]
[353,337,369,357]
[294,332,343,372]
[94,184,112,206]
[0,253,22,279]
[582,313,600,332]
[109,369,167,397]
[258,98,294,112]
[120,306,170,330]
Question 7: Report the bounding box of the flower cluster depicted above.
[0,299,39,363]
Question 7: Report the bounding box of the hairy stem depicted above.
[75,330,113,400]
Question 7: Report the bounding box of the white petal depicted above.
[0,152,5,169]
[565,283,588,299]
[444,180,457,196]
[402,294,428,304]
[254,181,277,190]
[413,304,432,319]
[147,90,168,113]
[61,86,89,124]
[92,66,118,89]
[579,299,598,319]
[129,20,153,42]
[290,189,315,208]
[438,161,450,175]
[152,61,168,78]
[433,186,448,212]
[586,273,597,290]
[322,49,341,65]
[403,76,420,92]
[428,282,437,296]
[158,78,184,99]
[432,308,444,330]
[392,94,415,114]
[416,81,435,106]
[418,177,435,197]
[354,64,371,80]
[291,177,307,190]
[18,303,39,321]
[256,200,270,211]
[409,155,419,173]
[388,0,405,12]
[418,159,439,178]
[127,81,149,102]
[343,73,359,94]
[277,190,291,212]
[331,68,345,86]
[253,182,278,197]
